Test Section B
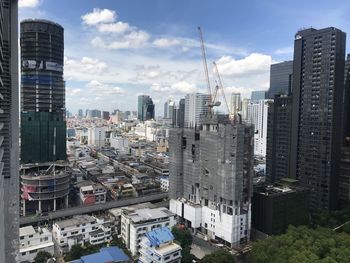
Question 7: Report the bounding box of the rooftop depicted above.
[124,207,174,223]
[145,227,174,247]
[55,215,96,229]
[19,226,36,237]
[71,246,130,263]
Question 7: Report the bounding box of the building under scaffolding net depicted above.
[20,162,71,216]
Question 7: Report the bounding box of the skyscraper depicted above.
[184,93,210,128]
[290,27,346,210]
[266,94,293,182]
[20,19,66,163]
[78,109,83,117]
[241,98,250,121]
[169,115,254,247]
[138,95,155,121]
[230,93,241,115]
[267,61,293,99]
[251,90,267,101]
[0,0,19,261]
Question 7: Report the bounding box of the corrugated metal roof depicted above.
[145,227,174,247]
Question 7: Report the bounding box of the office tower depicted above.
[87,109,101,118]
[138,95,155,121]
[184,93,210,128]
[230,93,242,115]
[21,19,66,163]
[176,98,185,128]
[0,0,19,261]
[251,90,267,101]
[78,109,83,117]
[267,61,293,98]
[241,98,250,121]
[266,95,293,182]
[247,99,271,156]
[290,27,346,211]
[164,101,168,118]
[169,114,254,247]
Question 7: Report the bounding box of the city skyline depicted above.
[18,0,350,114]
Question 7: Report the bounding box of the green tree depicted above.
[65,244,85,261]
[249,226,350,263]
[200,250,235,263]
[171,227,193,248]
[181,246,197,263]
[34,251,52,263]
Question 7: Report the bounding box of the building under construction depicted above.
[169,114,254,247]
[20,162,71,216]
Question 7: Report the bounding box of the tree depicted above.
[181,246,197,263]
[171,226,193,248]
[34,251,52,263]
[200,250,235,263]
[249,226,350,263]
[64,244,85,261]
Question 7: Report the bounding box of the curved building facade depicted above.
[20,19,66,163]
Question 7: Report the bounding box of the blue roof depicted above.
[76,246,130,263]
[145,227,174,247]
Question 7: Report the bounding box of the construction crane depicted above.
[197,27,220,115]
[213,61,231,117]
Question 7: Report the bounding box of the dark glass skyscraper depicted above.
[267,60,293,98]
[138,95,155,121]
[20,19,66,163]
[250,90,267,101]
[290,27,346,210]
[0,0,19,261]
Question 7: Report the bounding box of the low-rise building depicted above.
[160,177,169,192]
[139,227,182,263]
[78,183,106,205]
[121,207,176,257]
[71,246,131,263]
[53,215,112,253]
[19,226,54,263]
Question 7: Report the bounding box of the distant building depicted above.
[267,61,293,99]
[176,99,185,128]
[67,128,76,138]
[53,215,112,253]
[169,115,254,247]
[247,100,271,156]
[102,111,110,120]
[160,177,169,192]
[71,246,131,263]
[78,109,84,117]
[19,226,54,263]
[184,93,210,128]
[88,127,106,147]
[266,95,293,182]
[230,93,241,115]
[88,109,102,118]
[290,27,346,210]
[121,207,176,256]
[241,98,250,121]
[110,135,129,153]
[250,90,266,101]
[78,183,106,206]
[139,227,182,263]
[252,182,309,235]
[138,95,155,121]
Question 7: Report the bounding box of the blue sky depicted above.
[19,0,350,115]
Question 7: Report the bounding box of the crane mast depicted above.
[213,61,230,117]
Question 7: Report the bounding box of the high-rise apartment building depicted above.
[0,0,19,261]
[290,27,346,210]
[251,90,266,101]
[267,61,293,99]
[241,98,250,121]
[247,100,271,156]
[138,95,155,121]
[20,19,66,163]
[230,93,241,115]
[184,93,210,128]
[266,95,293,182]
[169,115,254,247]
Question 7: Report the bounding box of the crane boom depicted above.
[198,27,212,100]
[213,61,230,115]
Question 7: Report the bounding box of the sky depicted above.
[19,0,350,115]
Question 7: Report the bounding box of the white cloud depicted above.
[64,56,109,81]
[97,22,132,34]
[150,81,200,94]
[81,8,117,25]
[215,53,272,76]
[91,30,150,49]
[19,0,40,8]
[153,38,181,48]
[86,80,125,96]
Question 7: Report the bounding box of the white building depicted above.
[19,226,54,263]
[241,98,250,121]
[184,93,210,128]
[87,127,106,147]
[121,207,176,257]
[79,183,106,205]
[139,227,182,263]
[230,93,242,116]
[53,215,112,253]
[160,177,169,192]
[247,99,271,156]
[110,134,129,153]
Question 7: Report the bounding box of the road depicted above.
[20,192,168,226]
